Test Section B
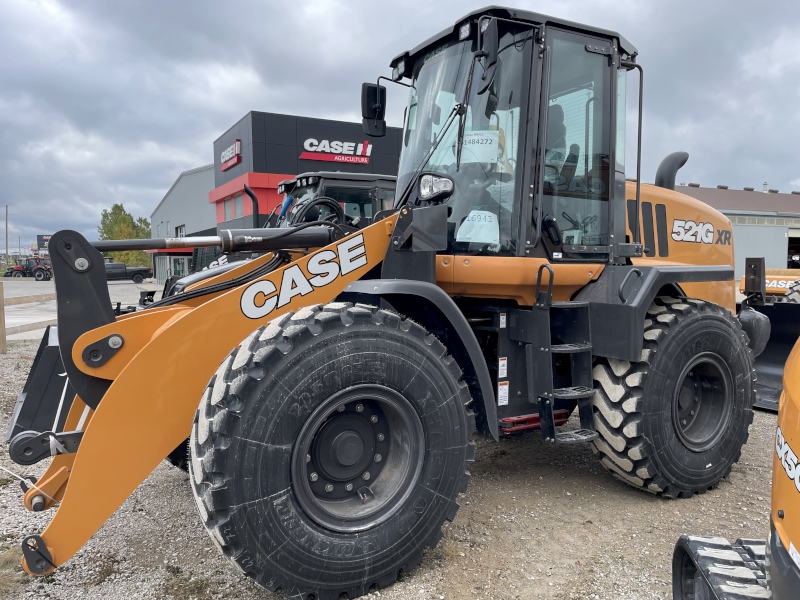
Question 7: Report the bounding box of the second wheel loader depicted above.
[7,7,773,599]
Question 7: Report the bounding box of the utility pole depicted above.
[4,205,7,265]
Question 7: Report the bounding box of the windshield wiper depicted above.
[396,103,463,207]
[456,53,480,171]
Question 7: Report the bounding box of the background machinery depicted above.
[7,7,772,599]
[672,334,800,600]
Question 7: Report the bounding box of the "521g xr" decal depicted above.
[671,220,732,245]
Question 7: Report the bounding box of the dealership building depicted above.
[150,112,401,282]
[677,183,800,278]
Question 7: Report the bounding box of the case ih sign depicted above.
[220,139,242,171]
[299,138,373,165]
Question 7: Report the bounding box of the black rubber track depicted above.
[189,302,476,600]
[591,297,755,498]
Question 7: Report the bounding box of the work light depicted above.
[459,22,470,40]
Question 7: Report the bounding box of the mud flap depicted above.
[5,326,74,444]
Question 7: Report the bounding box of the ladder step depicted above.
[550,343,592,354]
[552,386,595,399]
[551,301,589,308]
[555,429,599,444]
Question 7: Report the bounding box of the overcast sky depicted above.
[1,0,799,249]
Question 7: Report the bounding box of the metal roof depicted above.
[678,185,800,216]
[391,5,637,67]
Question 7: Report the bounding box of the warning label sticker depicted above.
[498,381,509,406]
[498,357,507,379]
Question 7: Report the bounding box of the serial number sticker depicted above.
[456,210,499,244]
[791,542,800,572]
[461,130,499,164]
[498,357,507,378]
[499,312,507,329]
[498,381,509,406]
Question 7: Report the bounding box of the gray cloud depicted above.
[1,0,798,249]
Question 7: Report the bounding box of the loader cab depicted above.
[366,7,642,264]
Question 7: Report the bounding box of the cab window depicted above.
[324,186,374,218]
[541,30,611,256]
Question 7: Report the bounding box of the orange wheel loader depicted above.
[6,8,773,599]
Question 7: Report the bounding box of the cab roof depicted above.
[391,5,637,68]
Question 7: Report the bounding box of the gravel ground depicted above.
[0,339,776,600]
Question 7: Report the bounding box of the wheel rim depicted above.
[672,352,733,452]
[291,384,425,533]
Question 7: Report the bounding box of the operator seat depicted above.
[560,144,580,185]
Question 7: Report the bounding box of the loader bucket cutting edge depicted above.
[21,215,396,573]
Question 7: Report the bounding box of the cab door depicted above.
[532,28,618,264]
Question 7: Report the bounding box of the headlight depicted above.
[419,174,454,202]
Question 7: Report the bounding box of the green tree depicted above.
[97,204,151,267]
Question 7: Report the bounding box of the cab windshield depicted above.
[396,25,533,256]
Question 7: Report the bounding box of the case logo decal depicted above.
[240,234,368,320]
[776,426,800,494]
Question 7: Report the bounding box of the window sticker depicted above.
[456,210,499,244]
[461,130,499,164]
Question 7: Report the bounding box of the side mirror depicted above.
[361,83,387,137]
[477,18,499,95]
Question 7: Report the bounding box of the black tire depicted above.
[784,282,800,303]
[34,269,46,281]
[591,297,755,498]
[189,302,475,600]
[12,271,23,278]
[132,273,144,284]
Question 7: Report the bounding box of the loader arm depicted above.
[22,215,398,575]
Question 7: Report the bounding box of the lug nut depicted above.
[362,471,371,481]
[690,410,695,416]
[345,483,353,492]
[337,405,346,412]
[356,404,364,413]
[325,484,334,492]
[377,433,385,442]
[681,420,687,426]
[310,472,318,482]
[374,454,382,463]
[370,415,378,423]
[306,454,311,463]
[689,371,693,377]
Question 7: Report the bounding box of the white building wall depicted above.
[731,224,788,279]
[151,165,216,238]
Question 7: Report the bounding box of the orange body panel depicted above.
[627,183,735,312]
[773,342,800,559]
[738,270,800,297]
[22,214,398,575]
[450,256,603,304]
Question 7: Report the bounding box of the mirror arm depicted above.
[378,75,412,90]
